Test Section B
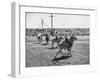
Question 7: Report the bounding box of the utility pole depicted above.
[49,13,54,31]
[41,18,43,30]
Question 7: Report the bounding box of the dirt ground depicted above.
[25,36,89,67]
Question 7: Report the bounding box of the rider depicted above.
[37,32,42,43]
[64,32,69,42]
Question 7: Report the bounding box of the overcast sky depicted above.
[26,12,90,29]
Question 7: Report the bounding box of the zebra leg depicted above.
[68,49,72,57]
[60,50,64,57]
[52,41,54,48]
[38,37,41,43]
[55,43,58,48]
[56,49,63,57]
[40,37,42,43]
[54,50,60,59]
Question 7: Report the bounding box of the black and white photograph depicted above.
[25,12,90,67]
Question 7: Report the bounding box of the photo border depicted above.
[11,2,96,78]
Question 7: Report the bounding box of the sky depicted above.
[26,12,90,29]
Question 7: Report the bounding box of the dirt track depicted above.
[25,36,89,67]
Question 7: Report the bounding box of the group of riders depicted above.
[36,29,74,46]
[31,29,77,61]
